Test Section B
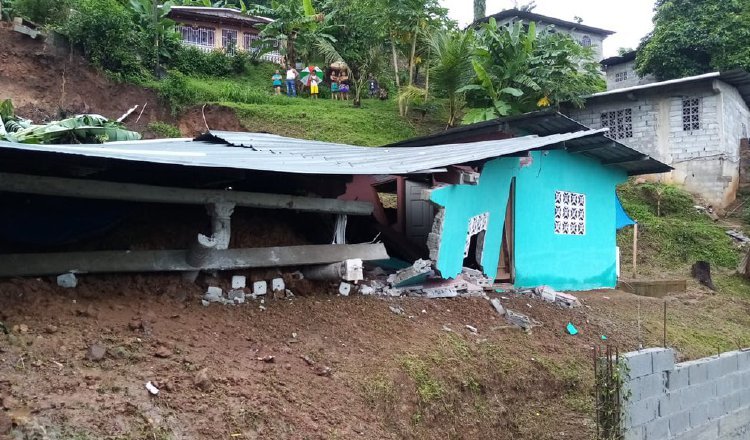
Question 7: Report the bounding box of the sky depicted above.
[441,0,657,57]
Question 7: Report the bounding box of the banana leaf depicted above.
[0,113,141,144]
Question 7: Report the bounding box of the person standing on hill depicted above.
[330,71,340,100]
[309,76,319,99]
[271,70,283,95]
[285,66,298,97]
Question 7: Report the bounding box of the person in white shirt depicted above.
[285,67,299,97]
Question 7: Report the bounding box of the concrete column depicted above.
[207,202,235,250]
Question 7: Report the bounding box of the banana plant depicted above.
[130,0,178,69]
[0,100,141,144]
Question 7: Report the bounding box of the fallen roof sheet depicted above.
[0,129,613,175]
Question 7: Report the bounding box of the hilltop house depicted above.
[565,70,750,208]
[474,9,613,61]
[167,6,282,63]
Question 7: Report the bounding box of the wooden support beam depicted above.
[602,154,648,166]
[0,243,389,277]
[0,172,373,216]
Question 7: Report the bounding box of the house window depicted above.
[464,212,489,257]
[222,29,238,54]
[244,33,260,52]
[554,191,586,236]
[581,35,592,47]
[600,109,633,139]
[614,71,628,82]
[178,25,215,49]
[682,97,701,131]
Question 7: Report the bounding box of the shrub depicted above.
[167,46,237,77]
[63,0,147,78]
[13,0,68,25]
[147,121,181,138]
[157,71,199,114]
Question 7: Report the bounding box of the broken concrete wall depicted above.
[429,150,626,290]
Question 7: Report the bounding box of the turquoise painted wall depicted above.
[430,150,627,291]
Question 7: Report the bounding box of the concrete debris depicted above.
[422,287,459,299]
[258,355,275,363]
[388,259,433,287]
[271,278,285,292]
[339,282,352,296]
[284,289,295,298]
[465,324,478,334]
[460,267,493,287]
[231,275,246,289]
[56,273,77,288]
[531,286,581,308]
[726,229,750,244]
[489,298,505,316]
[201,300,210,307]
[228,289,246,304]
[315,366,332,377]
[145,381,160,396]
[86,343,107,362]
[359,285,376,295]
[301,355,315,366]
[253,281,268,296]
[504,309,537,331]
[389,305,405,315]
[442,325,453,332]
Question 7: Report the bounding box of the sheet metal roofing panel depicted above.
[0,129,607,175]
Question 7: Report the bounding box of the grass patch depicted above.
[400,355,445,406]
[617,181,740,271]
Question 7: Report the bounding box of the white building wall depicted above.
[496,18,606,61]
[605,60,657,90]
[567,80,749,207]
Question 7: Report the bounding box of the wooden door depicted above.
[495,178,515,282]
[404,180,435,245]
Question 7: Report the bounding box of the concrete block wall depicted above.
[604,60,658,90]
[621,347,750,440]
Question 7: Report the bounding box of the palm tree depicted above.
[429,29,475,126]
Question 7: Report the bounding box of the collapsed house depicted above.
[0,111,669,291]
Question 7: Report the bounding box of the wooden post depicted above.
[632,222,639,279]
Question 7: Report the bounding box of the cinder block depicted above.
[667,367,689,390]
[741,370,750,389]
[627,397,659,427]
[689,402,709,428]
[622,425,644,440]
[737,350,750,370]
[719,406,750,436]
[652,349,675,373]
[682,419,720,440]
[681,358,710,385]
[723,392,742,413]
[625,348,670,379]
[659,392,682,417]
[716,374,737,397]
[644,417,669,440]
[629,373,666,402]
[668,410,690,436]
[707,398,724,420]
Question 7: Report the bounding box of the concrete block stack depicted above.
[621,347,750,440]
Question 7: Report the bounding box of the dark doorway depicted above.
[496,178,515,282]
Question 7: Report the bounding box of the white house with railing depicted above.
[168,6,283,64]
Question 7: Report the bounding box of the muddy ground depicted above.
[1,272,742,440]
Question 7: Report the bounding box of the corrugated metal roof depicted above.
[384,111,672,176]
[586,70,750,108]
[0,129,611,175]
[167,6,272,23]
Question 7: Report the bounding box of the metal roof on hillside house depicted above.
[0,129,623,175]
[385,111,671,176]
[167,6,272,26]
[473,9,614,35]
[585,70,750,108]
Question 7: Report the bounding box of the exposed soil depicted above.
[178,105,245,138]
[0,24,171,136]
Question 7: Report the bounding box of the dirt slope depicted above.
[0,24,170,134]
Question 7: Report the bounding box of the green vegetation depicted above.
[13,0,68,24]
[617,181,739,270]
[637,0,750,80]
[147,121,181,138]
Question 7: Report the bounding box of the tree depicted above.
[460,19,604,123]
[253,0,328,67]
[129,0,179,70]
[428,29,475,126]
[636,0,750,80]
[473,0,485,22]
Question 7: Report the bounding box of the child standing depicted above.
[309,76,319,99]
[330,72,339,100]
[271,70,283,95]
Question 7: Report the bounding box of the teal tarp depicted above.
[615,195,635,230]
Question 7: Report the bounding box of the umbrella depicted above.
[299,66,324,86]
